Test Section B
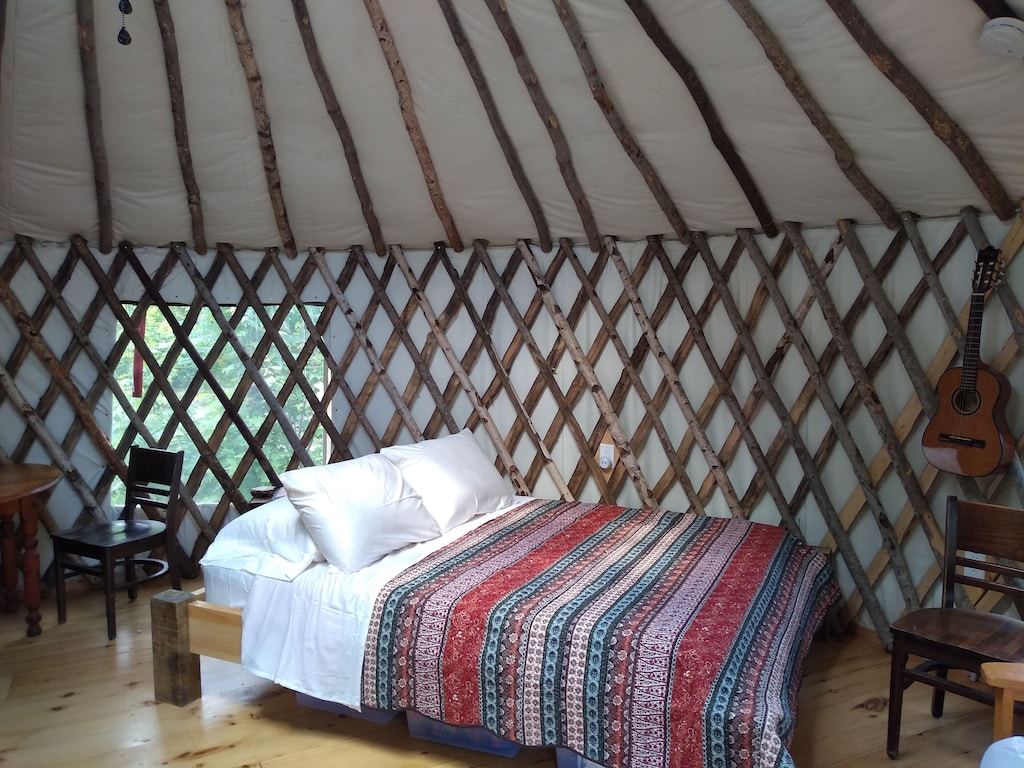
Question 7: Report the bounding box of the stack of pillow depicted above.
[209,429,514,577]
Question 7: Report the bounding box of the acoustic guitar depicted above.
[922,246,1013,476]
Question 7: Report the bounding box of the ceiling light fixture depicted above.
[978,17,1024,58]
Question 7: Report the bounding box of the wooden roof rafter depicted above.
[554,1,693,244]
[436,0,553,253]
[624,0,774,239]
[153,0,207,255]
[483,0,600,253]
[826,0,1016,221]
[363,0,463,252]
[224,0,298,259]
[724,0,900,230]
[75,0,114,254]
[291,0,386,257]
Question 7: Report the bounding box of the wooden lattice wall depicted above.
[1,205,1023,647]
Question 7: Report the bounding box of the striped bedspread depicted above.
[363,499,838,768]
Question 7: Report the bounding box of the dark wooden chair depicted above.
[887,495,1024,759]
[52,446,184,640]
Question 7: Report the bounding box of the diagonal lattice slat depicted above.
[2,208,1024,647]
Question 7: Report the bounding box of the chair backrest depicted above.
[122,446,185,529]
[942,496,1024,609]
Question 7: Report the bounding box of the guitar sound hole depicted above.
[952,387,981,416]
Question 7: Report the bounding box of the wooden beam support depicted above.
[291,0,386,257]
[624,0,774,238]
[362,0,463,252]
[724,0,899,230]
[153,0,207,255]
[826,0,1016,221]
[151,589,202,707]
[75,0,113,253]
[437,0,552,253]
[482,0,600,252]
[558,1,694,243]
[224,0,297,259]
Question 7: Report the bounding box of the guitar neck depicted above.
[961,290,985,389]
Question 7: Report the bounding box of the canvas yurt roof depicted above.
[1,0,1022,254]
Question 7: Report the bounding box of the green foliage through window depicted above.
[112,304,327,504]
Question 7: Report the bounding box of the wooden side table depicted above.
[0,464,62,636]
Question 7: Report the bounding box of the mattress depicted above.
[201,495,530,708]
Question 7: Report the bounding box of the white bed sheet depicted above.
[202,496,529,710]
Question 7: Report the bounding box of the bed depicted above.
[152,430,838,768]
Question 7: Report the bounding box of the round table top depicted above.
[0,464,62,505]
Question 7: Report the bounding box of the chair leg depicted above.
[102,554,117,640]
[168,540,181,591]
[931,667,948,718]
[125,556,137,601]
[54,547,67,625]
[887,641,909,759]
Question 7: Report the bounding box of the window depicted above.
[112,304,327,504]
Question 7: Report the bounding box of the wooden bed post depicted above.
[151,589,202,706]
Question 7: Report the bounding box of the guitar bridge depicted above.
[938,433,986,449]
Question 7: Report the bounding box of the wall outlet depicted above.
[598,443,615,470]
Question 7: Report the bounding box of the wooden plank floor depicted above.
[0,577,1002,767]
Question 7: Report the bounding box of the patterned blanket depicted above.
[363,499,838,768]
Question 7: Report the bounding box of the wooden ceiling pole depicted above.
[556,1,693,243]
[152,0,207,255]
[0,0,7,86]
[973,0,1022,19]
[437,0,552,253]
[826,0,1016,221]
[623,0,774,239]
[362,0,463,252]
[291,0,385,257]
[724,0,900,230]
[223,0,297,259]
[482,0,600,252]
[75,0,114,253]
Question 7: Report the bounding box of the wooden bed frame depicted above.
[151,588,242,705]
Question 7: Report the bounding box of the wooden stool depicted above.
[982,662,1024,742]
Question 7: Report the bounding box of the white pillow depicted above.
[380,429,513,532]
[280,454,440,573]
[200,496,322,581]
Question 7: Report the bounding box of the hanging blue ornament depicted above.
[117,0,132,45]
